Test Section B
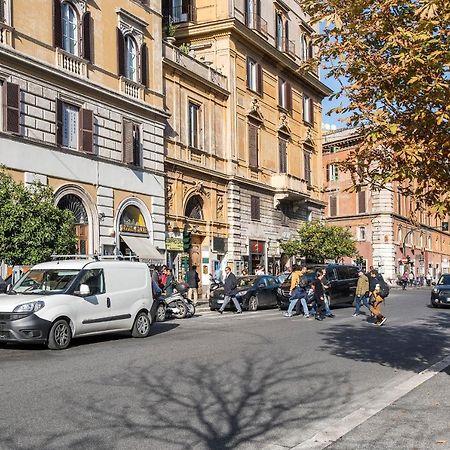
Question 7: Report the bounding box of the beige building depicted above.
[0,0,166,263]
[163,0,331,275]
[323,128,450,281]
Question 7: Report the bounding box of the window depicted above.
[275,13,284,50]
[61,2,78,56]
[278,78,292,111]
[304,151,311,187]
[117,30,148,86]
[185,195,203,220]
[166,0,194,23]
[329,196,337,217]
[398,228,402,243]
[279,136,287,173]
[301,35,308,61]
[245,0,259,27]
[188,102,200,148]
[124,35,138,82]
[56,100,93,152]
[358,227,366,241]
[75,269,106,296]
[123,120,141,166]
[327,164,339,181]
[246,57,263,95]
[358,190,366,214]
[248,121,259,169]
[1,81,20,134]
[0,0,11,24]
[251,195,260,221]
[303,94,313,124]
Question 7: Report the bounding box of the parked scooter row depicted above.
[155,282,196,322]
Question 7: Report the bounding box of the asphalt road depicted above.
[1,288,449,450]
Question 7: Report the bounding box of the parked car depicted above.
[430,274,450,308]
[277,264,359,309]
[0,259,155,349]
[209,275,281,311]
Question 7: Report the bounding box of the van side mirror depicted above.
[79,284,90,296]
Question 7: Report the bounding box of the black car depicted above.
[209,275,281,311]
[430,274,450,308]
[277,264,358,309]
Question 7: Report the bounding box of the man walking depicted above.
[185,265,200,306]
[368,269,387,326]
[218,266,242,314]
[353,269,371,316]
[284,265,310,318]
[311,270,326,321]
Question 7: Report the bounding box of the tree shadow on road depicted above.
[320,311,450,372]
[0,353,351,450]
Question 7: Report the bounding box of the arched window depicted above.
[125,35,138,82]
[61,2,79,56]
[185,196,204,220]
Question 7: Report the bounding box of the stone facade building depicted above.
[323,128,450,281]
[0,0,166,262]
[163,0,331,275]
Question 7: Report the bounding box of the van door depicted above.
[72,269,111,335]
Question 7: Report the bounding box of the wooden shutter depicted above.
[56,98,63,145]
[248,122,258,169]
[309,98,314,123]
[123,119,134,164]
[117,27,125,77]
[304,151,311,186]
[0,0,5,22]
[53,0,62,48]
[278,78,283,106]
[330,196,337,217]
[279,138,287,173]
[251,196,260,221]
[82,12,92,62]
[257,63,263,95]
[326,164,330,182]
[246,57,251,89]
[2,82,20,134]
[140,43,148,87]
[286,82,292,111]
[358,190,366,214]
[80,108,93,153]
[284,19,289,52]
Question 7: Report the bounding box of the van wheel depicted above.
[48,319,72,350]
[132,312,151,338]
[248,296,258,311]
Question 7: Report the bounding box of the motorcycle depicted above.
[155,283,196,321]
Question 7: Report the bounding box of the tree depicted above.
[280,221,357,263]
[302,0,450,214]
[0,169,77,265]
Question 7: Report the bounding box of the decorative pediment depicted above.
[248,97,264,122]
[116,8,148,45]
[278,113,291,136]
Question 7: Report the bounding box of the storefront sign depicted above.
[166,237,184,251]
[119,224,148,234]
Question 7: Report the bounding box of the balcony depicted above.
[284,39,296,58]
[56,48,87,78]
[246,13,268,38]
[163,43,228,91]
[0,23,12,46]
[271,174,309,206]
[119,76,144,100]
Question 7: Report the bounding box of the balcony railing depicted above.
[0,23,12,46]
[119,76,144,100]
[246,13,268,37]
[165,4,195,24]
[56,48,87,78]
[285,39,296,58]
[271,174,308,196]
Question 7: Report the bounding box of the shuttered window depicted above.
[279,137,287,173]
[358,190,366,214]
[2,82,20,134]
[188,102,200,148]
[251,195,260,221]
[329,196,337,217]
[303,94,313,124]
[123,120,141,166]
[80,108,93,153]
[0,0,5,22]
[304,151,311,187]
[247,57,263,95]
[278,78,292,112]
[248,121,259,169]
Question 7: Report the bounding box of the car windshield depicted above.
[236,277,256,287]
[12,269,81,295]
[437,274,450,285]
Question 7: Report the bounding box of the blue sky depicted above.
[321,69,349,130]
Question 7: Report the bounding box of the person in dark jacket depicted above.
[185,265,200,306]
[164,269,174,296]
[311,270,326,321]
[218,266,242,314]
[368,270,387,326]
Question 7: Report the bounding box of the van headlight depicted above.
[13,301,45,313]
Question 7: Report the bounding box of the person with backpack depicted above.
[368,269,389,326]
[284,265,310,317]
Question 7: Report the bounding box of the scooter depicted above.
[155,283,196,321]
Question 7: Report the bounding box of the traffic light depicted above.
[182,230,191,252]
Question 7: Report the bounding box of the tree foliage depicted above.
[302,0,450,214]
[0,169,77,265]
[280,221,357,263]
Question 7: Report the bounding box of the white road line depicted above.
[264,353,450,450]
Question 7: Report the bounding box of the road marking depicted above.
[264,353,450,450]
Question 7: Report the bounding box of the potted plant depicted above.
[165,19,176,43]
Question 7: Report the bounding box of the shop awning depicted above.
[121,235,164,262]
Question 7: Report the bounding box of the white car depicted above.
[0,259,154,349]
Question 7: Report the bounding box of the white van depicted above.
[0,259,154,349]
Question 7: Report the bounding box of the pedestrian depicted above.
[284,265,310,318]
[426,271,432,286]
[164,268,174,296]
[408,271,414,286]
[311,270,326,321]
[241,267,249,276]
[368,269,387,326]
[185,265,200,306]
[353,269,371,316]
[255,265,265,275]
[159,265,168,289]
[149,264,160,286]
[309,270,334,317]
[218,266,242,314]
[401,272,408,290]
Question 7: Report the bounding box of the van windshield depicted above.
[12,269,80,295]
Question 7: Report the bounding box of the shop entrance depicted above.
[249,240,265,274]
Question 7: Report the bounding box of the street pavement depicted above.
[0,287,449,450]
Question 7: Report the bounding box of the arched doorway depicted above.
[57,194,89,255]
[118,204,149,256]
[185,195,204,220]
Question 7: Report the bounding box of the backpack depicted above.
[378,277,390,298]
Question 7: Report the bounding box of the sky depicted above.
[320,69,350,131]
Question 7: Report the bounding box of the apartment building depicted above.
[323,128,450,280]
[0,0,166,261]
[163,0,331,274]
